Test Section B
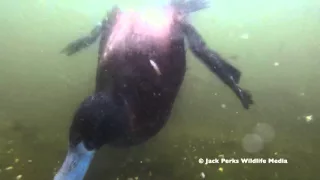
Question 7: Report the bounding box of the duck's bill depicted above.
[54,142,95,180]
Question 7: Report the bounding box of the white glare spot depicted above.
[273,62,279,66]
[242,134,264,153]
[253,123,275,143]
[221,104,226,109]
[14,158,19,163]
[149,59,162,75]
[304,115,314,123]
[299,92,305,96]
[200,172,205,178]
[5,166,13,170]
[240,33,249,39]
[16,175,23,180]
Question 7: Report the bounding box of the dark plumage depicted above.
[54,1,253,179]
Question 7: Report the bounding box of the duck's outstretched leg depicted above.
[181,22,254,109]
[60,6,120,56]
[60,24,103,56]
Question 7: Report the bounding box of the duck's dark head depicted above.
[54,92,127,180]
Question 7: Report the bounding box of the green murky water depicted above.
[1,0,320,179]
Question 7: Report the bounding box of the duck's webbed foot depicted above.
[171,0,209,14]
[181,22,253,109]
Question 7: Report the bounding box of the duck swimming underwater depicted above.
[55,0,253,179]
